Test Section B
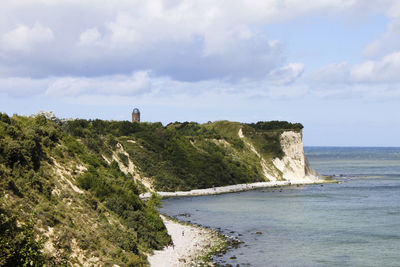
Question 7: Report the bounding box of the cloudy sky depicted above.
[1,0,400,146]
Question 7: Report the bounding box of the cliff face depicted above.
[238,128,319,183]
[271,131,319,182]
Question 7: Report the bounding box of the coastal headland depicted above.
[0,112,323,266]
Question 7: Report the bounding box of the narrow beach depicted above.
[148,215,225,267]
[140,178,327,199]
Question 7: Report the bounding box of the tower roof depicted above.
[132,108,140,114]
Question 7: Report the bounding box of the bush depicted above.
[248,121,303,131]
[118,153,129,167]
[63,136,84,155]
[3,140,24,168]
[0,208,45,266]
[0,113,11,124]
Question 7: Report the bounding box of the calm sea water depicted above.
[160,147,400,266]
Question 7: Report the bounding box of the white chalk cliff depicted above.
[272,131,319,182]
[239,129,319,183]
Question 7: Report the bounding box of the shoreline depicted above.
[146,178,337,266]
[148,215,228,266]
[140,178,336,199]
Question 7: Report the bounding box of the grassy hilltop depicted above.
[0,113,302,265]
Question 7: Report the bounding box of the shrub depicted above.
[0,208,45,266]
[118,153,129,167]
[0,113,11,124]
[247,121,303,131]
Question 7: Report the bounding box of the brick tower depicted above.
[132,108,140,122]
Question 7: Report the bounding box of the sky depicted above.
[1,0,400,146]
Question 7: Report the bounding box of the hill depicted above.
[0,112,317,265]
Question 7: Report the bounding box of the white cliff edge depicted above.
[272,130,319,183]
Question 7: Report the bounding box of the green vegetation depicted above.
[59,118,302,191]
[120,122,263,191]
[0,112,303,265]
[0,207,45,266]
[0,113,169,266]
[247,120,303,131]
[242,121,303,159]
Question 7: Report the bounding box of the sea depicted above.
[160,147,400,266]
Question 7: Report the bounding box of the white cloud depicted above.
[363,19,400,58]
[4,65,400,103]
[106,14,141,49]
[0,23,54,52]
[0,0,389,80]
[0,77,50,96]
[267,62,305,84]
[313,51,400,84]
[1,0,400,101]
[79,28,102,46]
[45,71,151,97]
[313,62,350,83]
[351,52,400,82]
[362,2,400,58]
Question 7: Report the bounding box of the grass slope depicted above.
[0,113,169,266]
[0,113,303,265]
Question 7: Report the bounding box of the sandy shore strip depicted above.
[148,215,227,267]
[140,178,331,199]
